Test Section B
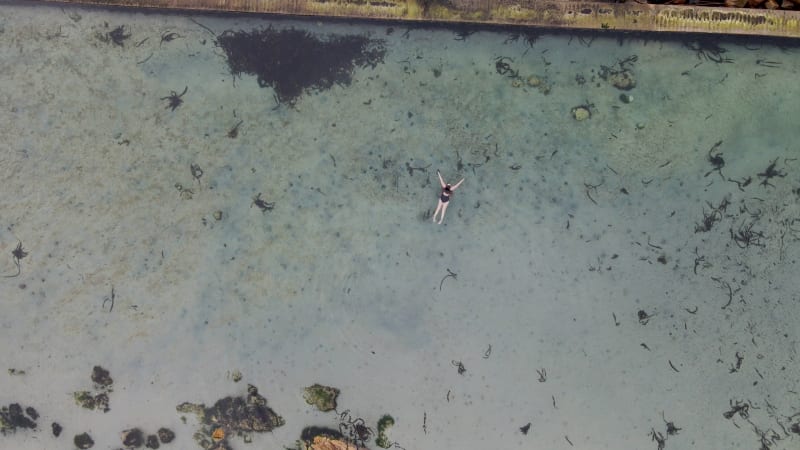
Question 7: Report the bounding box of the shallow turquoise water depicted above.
[0,3,799,450]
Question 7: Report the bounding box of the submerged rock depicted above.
[207,441,233,450]
[178,384,284,447]
[296,427,368,450]
[599,65,636,91]
[310,435,369,450]
[52,422,62,437]
[0,403,38,434]
[145,434,160,449]
[74,432,94,449]
[91,365,113,387]
[609,70,636,90]
[73,366,113,412]
[73,391,110,413]
[175,402,204,417]
[121,427,144,447]
[571,106,591,121]
[24,407,38,420]
[73,391,94,409]
[303,384,340,412]
[157,427,175,443]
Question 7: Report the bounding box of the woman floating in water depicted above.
[432,170,464,225]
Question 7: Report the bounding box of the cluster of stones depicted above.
[73,365,114,413]
[0,403,38,435]
[599,65,636,91]
[510,74,551,95]
[117,427,176,449]
[571,61,637,121]
[177,384,284,450]
[3,369,395,450]
[73,427,175,450]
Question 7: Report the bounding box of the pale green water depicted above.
[0,3,799,450]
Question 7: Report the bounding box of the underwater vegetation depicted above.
[216,27,386,105]
[303,384,340,412]
[177,384,284,448]
[73,365,114,413]
[0,403,38,435]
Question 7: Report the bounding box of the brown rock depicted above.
[781,0,795,8]
[310,436,369,450]
[765,0,780,8]
[607,70,635,91]
[747,0,766,6]
[725,0,747,6]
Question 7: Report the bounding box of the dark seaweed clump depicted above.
[0,403,38,434]
[216,27,386,105]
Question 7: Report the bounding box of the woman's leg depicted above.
[438,203,449,224]
[432,200,443,222]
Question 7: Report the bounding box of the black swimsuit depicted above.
[440,188,451,203]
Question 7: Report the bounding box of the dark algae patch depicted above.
[91,365,113,387]
[177,384,284,448]
[216,27,386,105]
[74,432,94,449]
[375,414,395,448]
[303,383,340,412]
[121,427,144,447]
[0,403,38,434]
[74,365,114,412]
[73,391,110,412]
[145,433,160,448]
[157,427,175,443]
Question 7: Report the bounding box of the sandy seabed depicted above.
[0,2,799,450]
